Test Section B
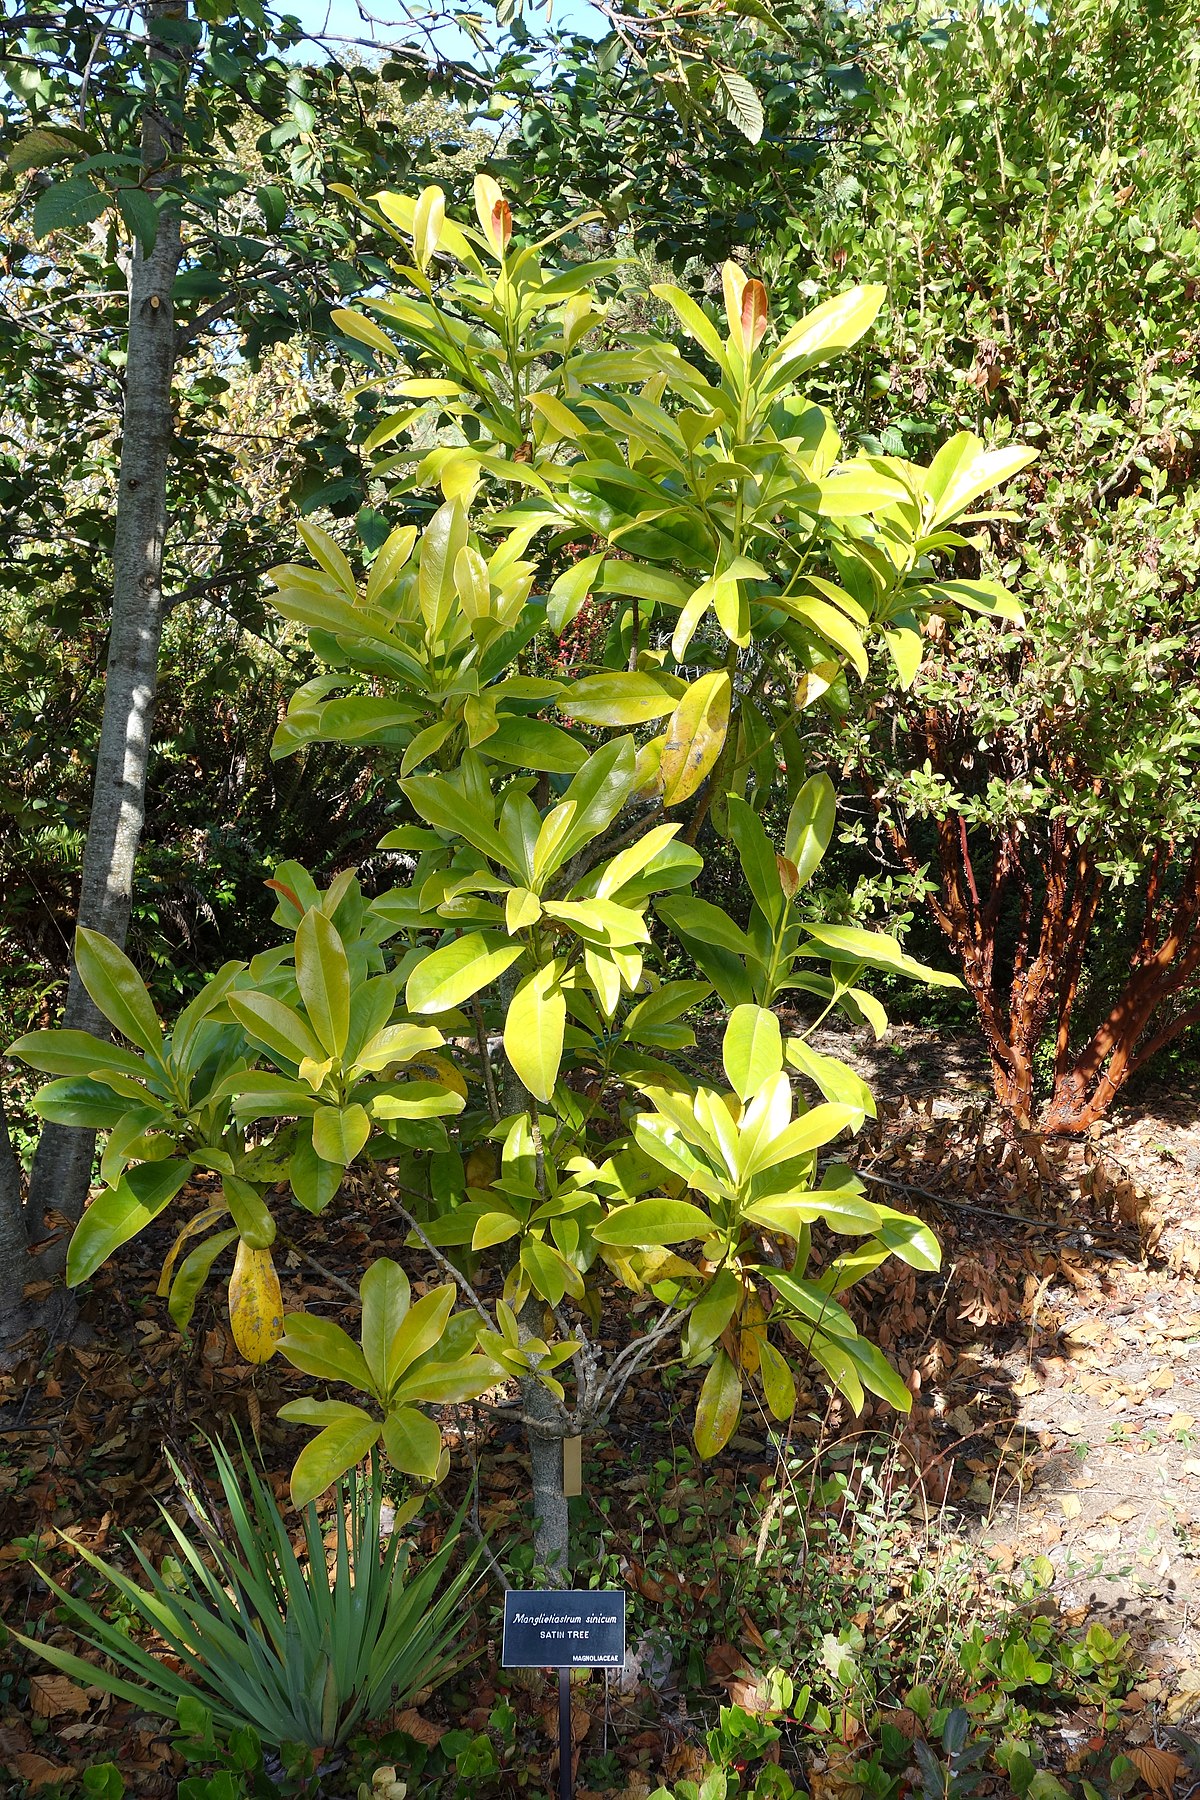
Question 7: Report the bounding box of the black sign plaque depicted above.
[502,1589,626,1669]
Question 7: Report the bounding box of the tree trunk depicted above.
[25,1,187,1264]
[0,1083,31,1354]
[519,1294,571,1581]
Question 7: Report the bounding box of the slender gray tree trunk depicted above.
[0,1082,31,1354]
[519,1295,571,1581]
[25,1,187,1268]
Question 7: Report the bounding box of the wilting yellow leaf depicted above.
[228,1240,284,1364]
[737,1291,767,1376]
[409,1052,468,1100]
[659,671,731,806]
[466,1145,497,1189]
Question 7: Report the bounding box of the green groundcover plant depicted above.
[11,178,1031,1560]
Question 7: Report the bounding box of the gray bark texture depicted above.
[0,1081,31,1353]
[519,1293,571,1582]
[25,1,187,1267]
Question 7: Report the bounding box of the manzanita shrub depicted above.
[12,179,1030,1565]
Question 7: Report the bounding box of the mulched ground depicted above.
[4,1023,1200,1793]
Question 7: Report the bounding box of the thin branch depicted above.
[383,1183,493,1331]
[471,994,501,1124]
[283,1240,360,1302]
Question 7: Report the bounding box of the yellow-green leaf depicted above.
[74,928,162,1056]
[757,1338,797,1421]
[558,672,683,728]
[592,1198,714,1247]
[722,1003,783,1102]
[406,933,524,1014]
[285,1403,381,1507]
[297,519,356,598]
[359,1256,412,1393]
[67,1160,190,1286]
[221,1175,275,1250]
[311,1103,370,1165]
[503,958,567,1102]
[278,1311,372,1388]
[694,1348,743,1457]
[381,1406,444,1480]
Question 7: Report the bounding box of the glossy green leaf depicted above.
[289,1135,344,1215]
[766,285,885,389]
[481,718,587,773]
[784,1039,875,1119]
[757,1338,797,1421]
[784,774,837,887]
[558,672,683,727]
[874,1207,942,1272]
[683,1266,741,1359]
[649,283,731,374]
[359,1256,412,1393]
[801,923,962,988]
[228,991,327,1068]
[923,433,1036,529]
[221,1175,275,1250]
[277,1312,372,1389]
[75,928,162,1055]
[285,1404,382,1507]
[31,1076,132,1130]
[67,1160,191,1286]
[9,1030,149,1083]
[727,797,786,930]
[295,910,351,1058]
[168,1228,239,1335]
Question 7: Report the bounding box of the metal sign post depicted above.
[559,1666,572,1800]
[502,1590,626,1800]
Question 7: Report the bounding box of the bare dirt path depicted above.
[814,1020,1200,1719]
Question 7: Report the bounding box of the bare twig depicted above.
[374,1173,493,1330]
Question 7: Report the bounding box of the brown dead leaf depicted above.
[28,1674,91,1719]
[706,1641,751,1682]
[1128,1746,1183,1795]
[10,1755,73,1791]
[394,1708,444,1747]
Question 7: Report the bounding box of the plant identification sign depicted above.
[502,1590,626,1668]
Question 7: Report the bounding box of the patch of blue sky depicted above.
[278,0,605,67]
